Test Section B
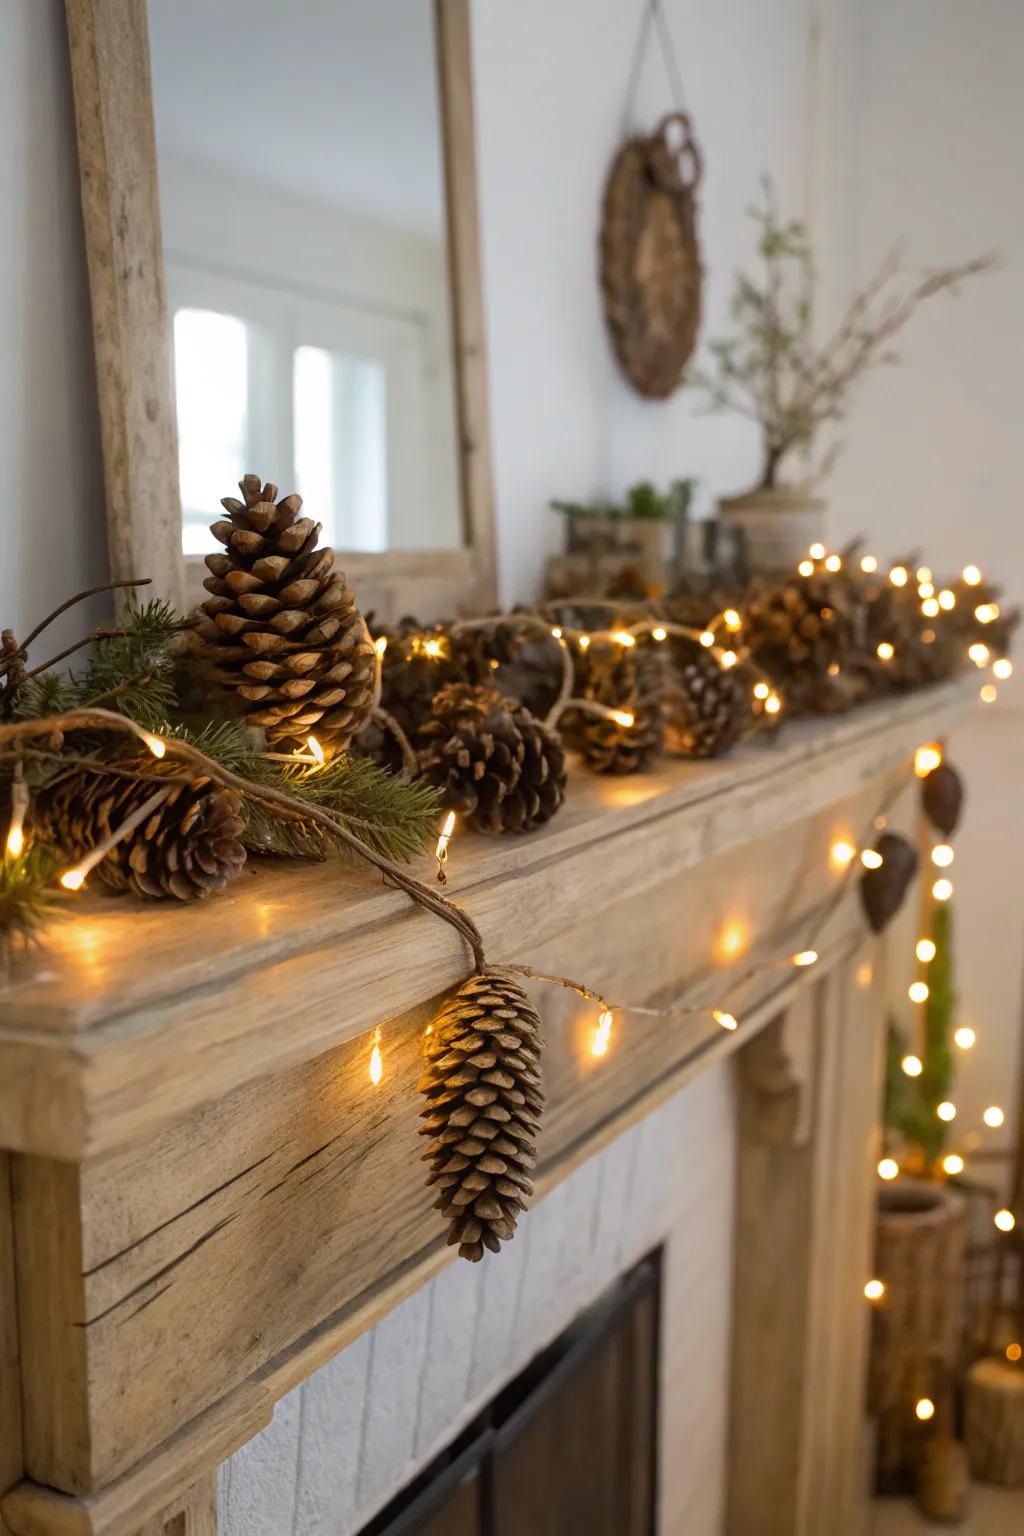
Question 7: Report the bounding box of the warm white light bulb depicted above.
[889,566,908,587]
[369,1031,383,1087]
[825,554,842,573]
[995,1209,1016,1233]
[723,609,742,632]
[831,840,855,868]
[954,1026,976,1050]
[943,1153,965,1176]
[932,878,953,901]
[306,735,326,764]
[720,650,738,669]
[916,1398,936,1422]
[60,868,87,892]
[916,567,932,585]
[612,630,636,648]
[374,635,388,659]
[909,982,929,1005]
[753,682,770,700]
[809,542,826,560]
[610,709,635,728]
[902,1054,923,1077]
[877,641,895,661]
[861,849,883,870]
[921,598,940,618]
[592,1008,614,1058]
[5,822,24,858]
[932,844,954,868]
[864,1279,886,1301]
[764,694,782,715]
[993,658,1013,680]
[860,555,879,574]
[916,938,937,963]
[143,732,166,760]
[651,626,667,642]
[792,950,818,968]
[713,1009,738,1032]
[962,564,982,586]
[550,626,562,640]
[938,589,956,611]
[968,642,990,666]
[578,635,590,651]
[976,603,999,624]
[700,630,715,648]
[937,1102,956,1122]
[980,683,998,704]
[798,560,815,578]
[878,1158,899,1181]
[983,1106,1005,1129]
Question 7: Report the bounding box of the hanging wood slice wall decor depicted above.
[600,111,703,399]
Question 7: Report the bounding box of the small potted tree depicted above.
[690,183,991,571]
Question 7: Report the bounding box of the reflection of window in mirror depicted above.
[149,0,463,558]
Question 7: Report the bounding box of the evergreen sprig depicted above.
[0,847,61,964]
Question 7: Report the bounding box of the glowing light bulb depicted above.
[422,637,446,659]
[876,641,894,661]
[860,555,879,574]
[791,950,818,968]
[916,1399,936,1422]
[943,1153,965,1176]
[5,820,24,858]
[1008,1343,1023,1363]
[864,1279,886,1301]
[369,1029,383,1086]
[932,844,954,868]
[932,878,953,902]
[976,603,999,624]
[723,609,742,632]
[831,840,855,868]
[921,599,940,618]
[954,1026,976,1050]
[983,1106,1005,1129]
[889,566,908,587]
[909,982,929,1005]
[720,650,738,669]
[916,567,933,585]
[700,630,715,647]
[825,554,842,573]
[937,1102,956,1122]
[902,1054,923,1077]
[915,744,942,778]
[651,626,667,642]
[809,542,826,560]
[612,630,636,648]
[980,684,998,704]
[716,920,749,961]
[861,849,883,870]
[994,658,1013,680]
[60,868,87,892]
[962,564,982,586]
[374,635,388,659]
[916,939,937,963]
[578,634,590,651]
[938,589,956,611]
[968,643,990,666]
[919,582,935,599]
[550,626,562,640]
[610,709,635,728]
[995,1209,1016,1233]
[798,560,815,578]
[753,682,770,700]
[764,694,782,716]
[435,810,456,870]
[142,732,166,759]
[592,1008,614,1058]
[713,1009,738,1032]
[878,1158,899,1181]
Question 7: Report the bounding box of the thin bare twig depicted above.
[17,580,151,655]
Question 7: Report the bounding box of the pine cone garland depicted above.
[374,618,477,738]
[744,570,862,715]
[35,765,246,900]
[191,475,376,755]
[565,637,664,774]
[420,970,543,1262]
[663,640,749,758]
[416,684,567,834]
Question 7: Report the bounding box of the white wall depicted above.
[0,0,108,656]
[823,0,1024,1159]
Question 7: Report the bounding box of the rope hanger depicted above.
[620,0,689,136]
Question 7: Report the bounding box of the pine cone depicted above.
[663,640,749,758]
[416,684,567,834]
[190,475,376,755]
[449,619,566,721]
[565,637,664,774]
[35,765,246,900]
[374,618,478,738]
[744,570,861,715]
[420,970,543,1262]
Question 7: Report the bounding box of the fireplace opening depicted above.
[357,1253,662,1536]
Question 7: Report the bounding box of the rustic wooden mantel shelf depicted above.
[0,681,974,1536]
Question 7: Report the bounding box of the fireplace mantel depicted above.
[0,681,974,1536]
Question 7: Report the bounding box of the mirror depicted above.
[147,0,463,560]
[66,0,494,618]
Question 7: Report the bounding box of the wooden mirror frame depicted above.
[65,0,498,619]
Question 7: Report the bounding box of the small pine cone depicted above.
[449,619,566,720]
[374,618,478,737]
[565,637,664,774]
[35,765,246,900]
[663,640,748,758]
[416,684,567,834]
[349,713,408,777]
[744,571,859,715]
[190,475,377,755]
[419,971,543,1262]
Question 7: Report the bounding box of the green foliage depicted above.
[16,600,182,731]
[689,179,992,490]
[172,718,442,865]
[884,899,958,1170]
[551,477,695,523]
[0,846,61,958]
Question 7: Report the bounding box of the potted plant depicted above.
[690,182,992,571]
[548,478,695,598]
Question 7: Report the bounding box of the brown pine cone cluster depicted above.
[420,971,543,1262]
[663,639,748,758]
[191,475,376,755]
[564,636,665,774]
[416,684,566,834]
[35,764,246,900]
[743,568,863,715]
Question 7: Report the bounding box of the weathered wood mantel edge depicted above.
[0,682,973,1162]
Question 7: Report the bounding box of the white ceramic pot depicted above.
[718,488,825,575]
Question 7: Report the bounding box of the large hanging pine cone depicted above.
[663,639,749,758]
[191,475,376,755]
[416,684,567,834]
[420,970,543,1262]
[744,568,864,715]
[564,636,665,774]
[35,764,246,900]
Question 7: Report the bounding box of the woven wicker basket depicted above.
[869,1179,966,1493]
